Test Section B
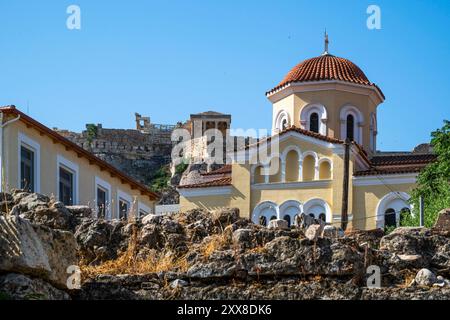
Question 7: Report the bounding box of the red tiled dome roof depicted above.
[267,54,383,97]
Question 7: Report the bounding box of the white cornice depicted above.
[266,80,384,106]
[353,173,418,186]
[178,186,232,197]
[252,180,332,190]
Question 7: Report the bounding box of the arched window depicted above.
[399,207,411,226]
[253,165,265,184]
[285,150,299,182]
[309,112,319,133]
[302,155,316,181]
[283,215,291,227]
[384,208,396,228]
[308,213,315,218]
[259,216,267,226]
[270,215,277,221]
[281,119,288,130]
[319,213,326,222]
[346,114,355,141]
[319,160,331,180]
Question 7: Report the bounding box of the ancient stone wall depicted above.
[57,124,174,186]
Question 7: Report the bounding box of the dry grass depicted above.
[81,229,189,280]
[201,234,229,258]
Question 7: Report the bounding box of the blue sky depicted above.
[1,0,449,151]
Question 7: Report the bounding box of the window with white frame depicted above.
[138,202,152,218]
[18,133,40,193]
[300,104,327,136]
[95,177,111,220]
[57,155,78,206]
[340,105,364,145]
[273,110,291,133]
[117,190,133,220]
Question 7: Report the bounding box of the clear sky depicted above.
[1,0,449,151]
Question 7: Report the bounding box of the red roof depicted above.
[177,177,232,189]
[267,54,384,98]
[355,153,436,176]
[245,125,344,151]
[1,106,159,201]
[201,165,232,176]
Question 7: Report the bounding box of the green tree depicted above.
[405,120,450,227]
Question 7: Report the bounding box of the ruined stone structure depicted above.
[56,113,177,186]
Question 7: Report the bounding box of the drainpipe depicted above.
[0,111,21,192]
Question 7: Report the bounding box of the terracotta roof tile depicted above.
[0,106,159,201]
[177,177,232,189]
[244,125,343,150]
[201,165,232,176]
[266,54,384,98]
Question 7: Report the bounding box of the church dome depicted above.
[267,53,383,98]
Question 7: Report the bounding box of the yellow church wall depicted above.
[179,194,231,211]
[352,183,416,230]
[290,89,378,151]
[250,186,332,211]
[3,119,155,218]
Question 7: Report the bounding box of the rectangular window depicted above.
[119,198,130,219]
[59,167,74,206]
[97,187,107,219]
[20,146,34,192]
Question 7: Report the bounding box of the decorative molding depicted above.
[353,174,418,186]
[178,186,232,197]
[267,80,384,106]
[252,179,331,190]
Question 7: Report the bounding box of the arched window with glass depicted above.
[346,114,355,141]
[309,112,319,133]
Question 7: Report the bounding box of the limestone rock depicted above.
[415,268,437,286]
[305,224,324,241]
[0,215,77,288]
[268,219,289,230]
[434,208,450,233]
[0,273,70,300]
[322,225,344,238]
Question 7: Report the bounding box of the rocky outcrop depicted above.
[1,191,450,300]
[0,214,77,289]
[0,273,70,300]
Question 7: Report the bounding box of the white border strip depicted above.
[252,180,331,190]
[353,173,417,186]
[178,186,232,197]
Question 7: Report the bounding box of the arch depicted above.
[303,198,332,223]
[281,145,302,182]
[285,150,300,182]
[269,157,282,183]
[318,158,332,180]
[375,192,411,229]
[340,105,364,145]
[302,151,318,181]
[252,201,278,225]
[274,110,291,133]
[279,200,303,225]
[300,104,328,136]
[252,165,266,184]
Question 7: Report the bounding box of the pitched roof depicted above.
[355,153,436,176]
[0,106,159,201]
[177,177,232,189]
[201,165,232,176]
[244,125,344,151]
